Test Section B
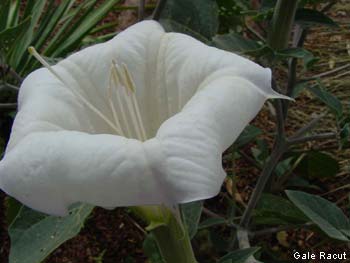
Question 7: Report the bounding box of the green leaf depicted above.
[235,125,262,148]
[160,0,219,40]
[209,228,230,252]
[276,48,316,68]
[261,0,276,10]
[275,157,293,177]
[6,0,21,28]
[4,197,22,225]
[9,204,94,263]
[340,123,350,147]
[286,176,322,191]
[291,82,307,98]
[251,139,269,164]
[295,8,338,27]
[216,0,248,33]
[213,32,262,53]
[276,47,311,58]
[160,19,211,44]
[52,0,120,57]
[42,0,97,57]
[296,151,339,179]
[181,201,203,239]
[254,194,308,225]
[307,82,343,117]
[143,233,165,263]
[33,0,73,51]
[8,0,46,68]
[0,17,31,56]
[198,217,227,229]
[218,247,260,263]
[89,21,119,35]
[19,0,73,71]
[0,0,10,31]
[286,190,350,241]
[82,32,117,46]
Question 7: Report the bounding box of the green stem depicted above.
[152,217,197,263]
[267,0,298,50]
[131,205,197,263]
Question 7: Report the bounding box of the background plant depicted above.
[0,0,349,262]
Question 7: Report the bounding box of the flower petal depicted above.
[0,131,174,216]
[0,76,273,215]
[0,21,289,215]
[8,21,166,151]
[151,31,290,132]
[155,76,270,202]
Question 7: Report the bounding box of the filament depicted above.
[28,47,122,135]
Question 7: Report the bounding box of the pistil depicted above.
[29,47,148,141]
[28,47,122,135]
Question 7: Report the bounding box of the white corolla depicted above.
[0,21,288,216]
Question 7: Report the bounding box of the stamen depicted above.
[122,85,144,141]
[28,47,65,84]
[28,46,122,135]
[107,70,124,136]
[122,64,147,141]
[110,63,133,137]
[116,64,147,141]
[121,63,135,93]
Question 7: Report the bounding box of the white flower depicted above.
[0,21,288,216]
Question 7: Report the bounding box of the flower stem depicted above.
[238,0,299,240]
[131,205,197,263]
[152,216,197,263]
[239,140,287,228]
[267,0,298,50]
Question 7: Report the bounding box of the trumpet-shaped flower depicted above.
[0,21,288,216]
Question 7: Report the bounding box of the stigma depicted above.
[28,47,147,141]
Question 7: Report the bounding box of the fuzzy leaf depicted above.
[181,201,203,239]
[286,190,350,241]
[9,204,93,263]
[160,0,219,39]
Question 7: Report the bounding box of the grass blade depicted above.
[52,0,121,57]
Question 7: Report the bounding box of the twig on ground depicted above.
[320,0,337,12]
[287,132,337,145]
[125,212,147,235]
[332,70,350,79]
[0,83,19,91]
[202,207,223,219]
[294,143,349,153]
[300,63,350,82]
[0,103,17,110]
[239,150,262,169]
[321,184,350,196]
[289,113,327,140]
[246,25,265,42]
[252,222,314,237]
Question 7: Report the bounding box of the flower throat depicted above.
[28,47,147,141]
